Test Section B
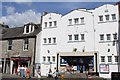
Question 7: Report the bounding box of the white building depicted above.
[35,4,119,78]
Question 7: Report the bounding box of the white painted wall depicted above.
[35,4,119,78]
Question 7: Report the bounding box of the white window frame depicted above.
[99,15,103,22]
[47,56,50,62]
[74,18,79,24]
[53,37,56,43]
[49,22,52,27]
[68,19,72,25]
[80,17,84,23]
[52,56,55,62]
[68,35,72,41]
[8,40,12,50]
[43,56,46,62]
[106,34,111,41]
[101,56,105,62]
[115,56,118,62]
[81,34,85,41]
[44,22,47,27]
[43,38,47,43]
[48,38,51,43]
[100,34,104,41]
[23,38,29,50]
[108,56,112,62]
[111,14,116,20]
[105,15,109,21]
[74,34,79,40]
[53,21,57,26]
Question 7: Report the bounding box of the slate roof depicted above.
[1,23,41,40]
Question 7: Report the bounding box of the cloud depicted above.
[0,10,41,27]
[6,6,15,15]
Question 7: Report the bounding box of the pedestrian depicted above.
[52,67,57,78]
[21,65,25,77]
[25,66,30,78]
[48,69,53,78]
[17,65,21,76]
[37,66,41,78]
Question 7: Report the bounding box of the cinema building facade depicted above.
[35,3,120,78]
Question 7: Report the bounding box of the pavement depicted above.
[0,73,107,80]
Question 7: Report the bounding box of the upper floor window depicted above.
[80,17,84,23]
[74,18,79,24]
[108,56,112,62]
[43,38,47,43]
[53,21,57,26]
[106,34,111,41]
[8,40,12,50]
[74,34,79,40]
[49,22,52,27]
[47,56,50,62]
[113,33,117,40]
[23,38,29,50]
[99,15,103,21]
[68,19,72,25]
[81,34,85,41]
[48,38,51,43]
[44,22,47,27]
[68,35,72,41]
[43,56,46,62]
[100,34,104,41]
[115,56,118,62]
[111,14,116,20]
[52,56,55,62]
[53,37,56,43]
[105,15,109,21]
[101,56,105,62]
[24,24,35,34]
[26,25,29,33]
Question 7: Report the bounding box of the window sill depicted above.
[99,40,113,43]
[68,40,85,43]
[43,43,57,45]
[23,49,28,51]
[43,26,57,29]
[68,23,85,26]
[98,20,117,24]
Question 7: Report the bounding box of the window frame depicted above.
[81,34,85,41]
[43,38,47,44]
[100,34,104,41]
[23,38,29,50]
[115,56,118,62]
[53,37,56,43]
[43,56,46,62]
[108,56,112,62]
[68,35,72,41]
[111,14,116,20]
[68,19,72,25]
[80,17,84,23]
[8,40,12,50]
[44,22,47,27]
[48,38,51,43]
[74,18,79,24]
[53,21,57,26]
[49,22,52,27]
[52,56,55,62]
[99,15,103,22]
[47,56,50,62]
[105,15,109,21]
[101,56,105,62]
[74,34,79,40]
[106,34,111,41]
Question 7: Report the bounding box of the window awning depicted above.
[11,57,31,61]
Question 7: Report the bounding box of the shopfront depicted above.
[58,51,98,73]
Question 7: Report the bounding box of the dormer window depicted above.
[24,24,35,34]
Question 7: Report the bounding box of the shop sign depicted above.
[99,64,109,74]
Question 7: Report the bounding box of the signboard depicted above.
[60,57,67,66]
[99,64,109,73]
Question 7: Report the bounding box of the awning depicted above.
[11,57,31,61]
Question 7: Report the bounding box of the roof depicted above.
[1,23,41,40]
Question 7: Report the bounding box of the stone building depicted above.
[0,23,41,76]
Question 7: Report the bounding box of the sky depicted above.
[0,2,116,28]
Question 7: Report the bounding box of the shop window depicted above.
[23,38,29,50]
[101,56,105,62]
[8,40,12,50]
[108,56,112,62]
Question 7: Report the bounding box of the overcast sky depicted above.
[1,2,116,27]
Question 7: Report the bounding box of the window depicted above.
[99,16,103,21]
[115,56,118,62]
[108,56,112,62]
[52,56,55,62]
[47,56,50,62]
[68,19,72,25]
[105,15,109,21]
[74,34,79,40]
[49,22,52,27]
[111,14,116,20]
[81,34,85,41]
[53,21,57,26]
[23,38,29,50]
[74,18,79,24]
[53,37,56,43]
[68,35,72,40]
[81,17,84,23]
[113,33,117,40]
[101,56,105,62]
[48,38,51,43]
[8,40,12,50]
[106,34,111,40]
[43,56,46,62]
[44,22,47,27]
[26,25,29,33]
[43,38,47,43]
[100,34,104,41]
